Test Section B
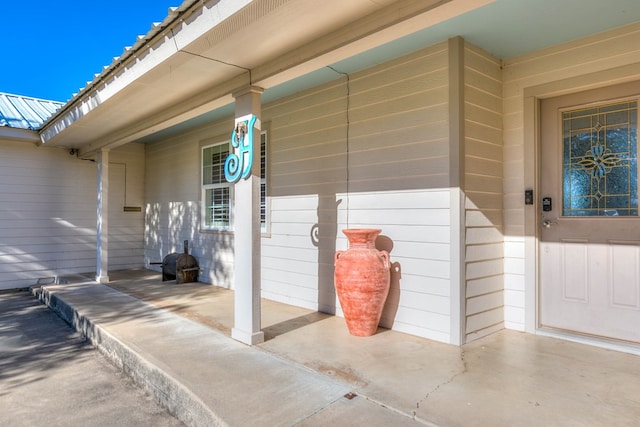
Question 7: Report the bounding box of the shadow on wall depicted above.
[145,201,234,286]
[377,234,400,329]
[0,144,100,289]
[311,204,402,325]
[311,197,342,315]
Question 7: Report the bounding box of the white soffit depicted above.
[41,0,640,150]
[40,0,484,152]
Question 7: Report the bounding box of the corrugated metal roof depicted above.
[0,92,64,130]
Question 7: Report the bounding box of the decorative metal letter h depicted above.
[224,114,258,183]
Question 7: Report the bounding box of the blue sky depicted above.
[3,1,178,102]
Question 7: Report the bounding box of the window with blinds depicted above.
[202,143,231,228]
[201,130,268,231]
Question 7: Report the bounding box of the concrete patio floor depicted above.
[48,269,640,425]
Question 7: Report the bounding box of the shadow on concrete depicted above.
[0,290,91,395]
[263,312,332,341]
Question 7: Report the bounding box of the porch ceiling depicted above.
[39,0,640,154]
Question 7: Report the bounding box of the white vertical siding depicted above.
[502,22,640,331]
[463,43,504,341]
[0,140,144,289]
[263,42,454,343]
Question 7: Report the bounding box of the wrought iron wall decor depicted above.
[225,115,258,183]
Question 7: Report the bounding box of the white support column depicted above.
[231,86,264,345]
[96,149,110,284]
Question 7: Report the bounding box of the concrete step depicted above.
[33,283,422,427]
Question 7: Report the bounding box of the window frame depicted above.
[201,140,234,231]
[199,125,270,234]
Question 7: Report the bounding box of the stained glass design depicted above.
[562,100,638,216]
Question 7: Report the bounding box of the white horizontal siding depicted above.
[262,42,454,343]
[502,21,640,331]
[0,140,143,289]
[0,141,98,289]
[141,41,489,344]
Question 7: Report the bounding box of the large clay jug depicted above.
[334,228,390,336]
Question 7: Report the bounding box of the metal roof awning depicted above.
[0,92,63,130]
[0,92,63,143]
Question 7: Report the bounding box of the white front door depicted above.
[540,82,640,343]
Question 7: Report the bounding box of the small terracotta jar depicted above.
[334,229,390,336]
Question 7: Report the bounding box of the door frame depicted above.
[523,63,640,353]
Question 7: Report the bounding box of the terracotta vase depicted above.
[334,228,391,336]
